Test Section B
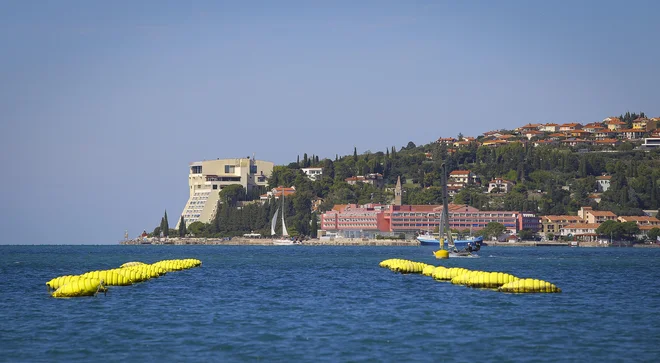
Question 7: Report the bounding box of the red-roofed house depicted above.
[619,128,645,140]
[448,170,478,188]
[260,186,296,200]
[606,119,626,131]
[560,223,600,241]
[559,123,583,131]
[345,173,384,188]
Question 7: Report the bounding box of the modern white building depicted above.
[178,157,274,227]
[642,138,660,148]
[301,167,323,181]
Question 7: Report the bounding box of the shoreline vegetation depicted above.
[118,237,660,248]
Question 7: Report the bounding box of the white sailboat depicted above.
[272,191,294,245]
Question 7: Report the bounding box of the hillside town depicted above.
[156,114,660,246]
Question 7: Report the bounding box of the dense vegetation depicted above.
[153,121,660,239]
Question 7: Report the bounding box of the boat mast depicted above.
[441,163,454,249]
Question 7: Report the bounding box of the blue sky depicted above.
[1,1,658,244]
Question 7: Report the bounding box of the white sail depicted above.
[271,207,279,236]
[281,194,288,237]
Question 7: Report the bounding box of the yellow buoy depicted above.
[52,278,103,298]
[434,250,449,259]
[498,278,561,293]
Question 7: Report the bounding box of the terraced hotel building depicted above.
[177,157,274,228]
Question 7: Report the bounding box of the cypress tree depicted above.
[310,213,318,238]
[160,217,166,236]
[163,210,169,236]
[353,147,358,162]
[179,215,186,237]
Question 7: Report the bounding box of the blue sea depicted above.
[1,245,659,362]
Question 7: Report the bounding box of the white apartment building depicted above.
[178,157,274,227]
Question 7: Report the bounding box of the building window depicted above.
[250,165,257,174]
[225,165,235,173]
[191,165,202,174]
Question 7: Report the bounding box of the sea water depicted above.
[1,245,659,362]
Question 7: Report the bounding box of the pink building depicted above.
[321,203,534,237]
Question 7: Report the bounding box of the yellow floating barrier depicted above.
[120,261,145,268]
[498,278,561,293]
[46,275,79,290]
[433,267,470,281]
[422,264,437,276]
[80,270,132,286]
[467,272,519,289]
[430,266,447,280]
[113,268,149,283]
[451,270,485,285]
[52,278,104,298]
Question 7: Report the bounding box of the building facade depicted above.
[178,157,274,227]
[320,203,531,237]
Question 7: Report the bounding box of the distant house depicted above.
[311,197,324,213]
[517,123,542,133]
[488,178,515,193]
[301,167,323,181]
[482,139,508,147]
[345,173,384,188]
[606,119,626,131]
[560,223,600,242]
[596,175,611,192]
[588,193,602,204]
[541,215,584,236]
[539,123,559,133]
[617,216,660,238]
[632,117,650,130]
[593,139,620,147]
[642,137,660,149]
[260,186,296,200]
[559,123,583,132]
[436,137,457,145]
[524,130,544,140]
[578,207,617,224]
[618,129,645,140]
[448,170,478,188]
[594,129,617,140]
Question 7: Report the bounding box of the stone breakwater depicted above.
[120,237,418,246]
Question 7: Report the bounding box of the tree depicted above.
[310,213,318,238]
[220,184,246,207]
[353,147,358,162]
[179,215,187,237]
[187,221,206,236]
[518,229,534,241]
[160,210,169,237]
[480,222,506,240]
[647,227,660,242]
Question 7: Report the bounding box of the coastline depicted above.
[119,237,623,247]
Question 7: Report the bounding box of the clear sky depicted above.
[1,1,658,244]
